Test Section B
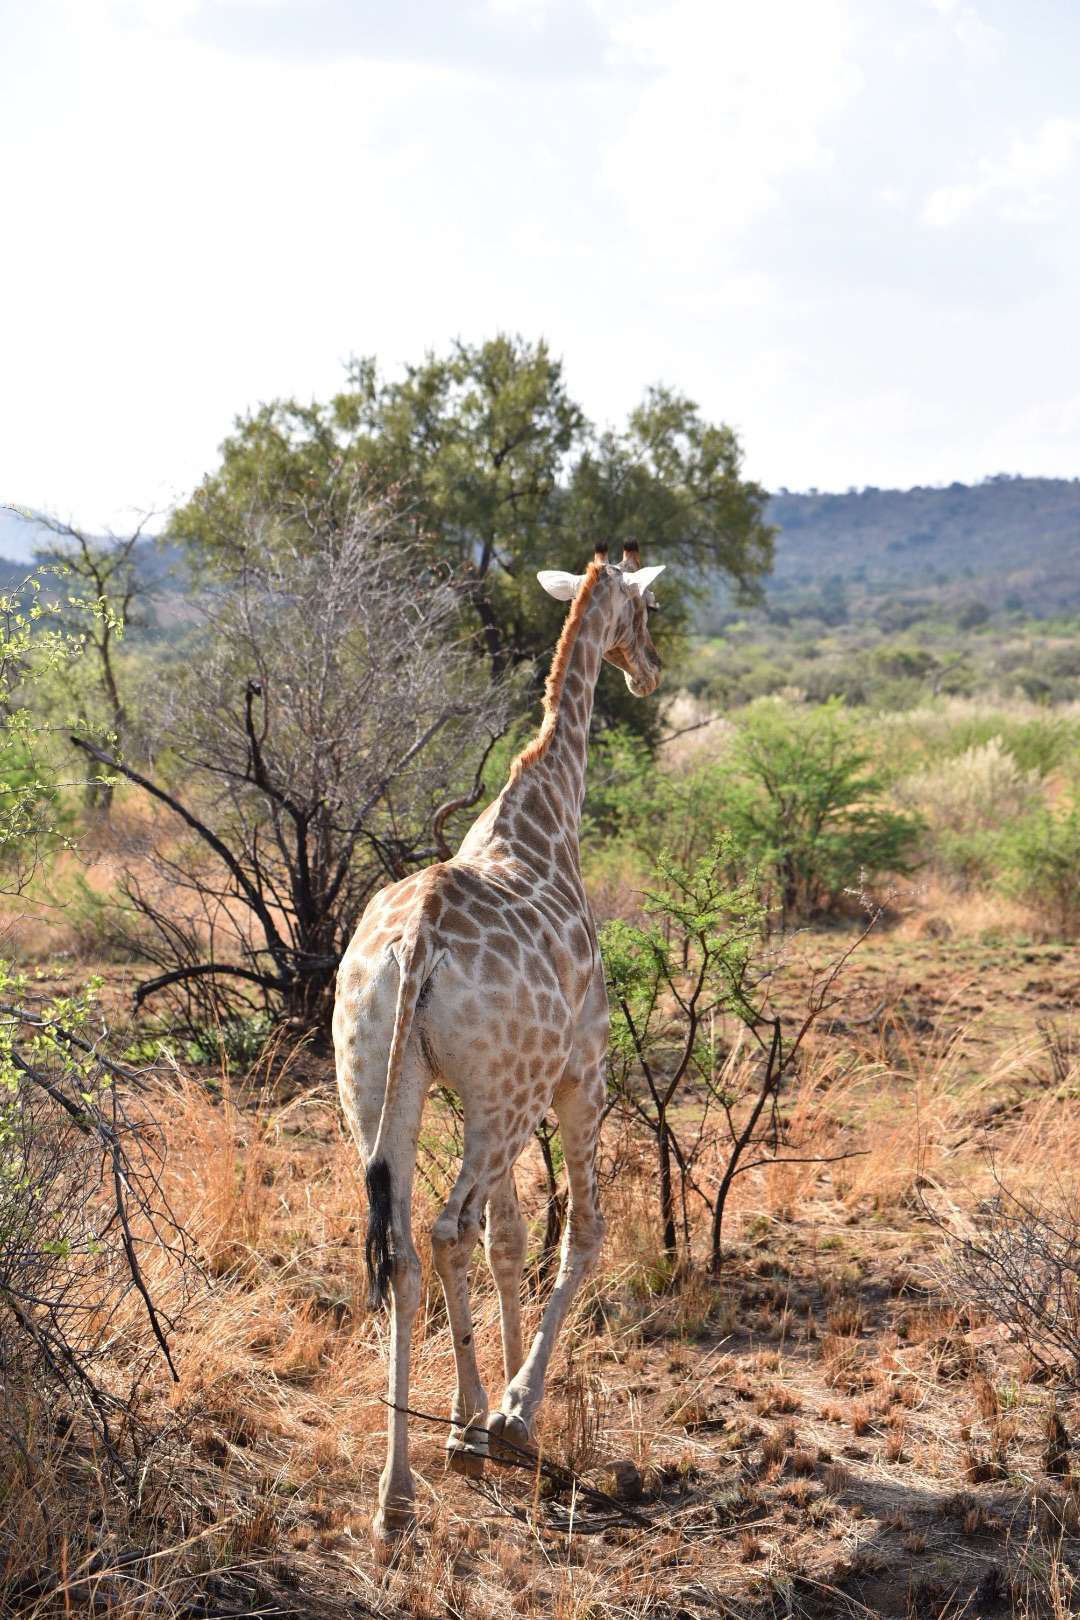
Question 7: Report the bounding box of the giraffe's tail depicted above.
[364,914,432,1312]
[364,1157,393,1312]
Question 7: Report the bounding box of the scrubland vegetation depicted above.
[5,342,1080,1616]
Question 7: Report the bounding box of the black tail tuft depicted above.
[364,1157,393,1311]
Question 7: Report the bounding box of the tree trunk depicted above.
[781,856,798,929]
[658,1115,677,1260]
[536,1121,566,1279]
[710,1019,783,1274]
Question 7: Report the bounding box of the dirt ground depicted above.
[13,928,1080,1618]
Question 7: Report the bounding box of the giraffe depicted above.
[333,541,664,1541]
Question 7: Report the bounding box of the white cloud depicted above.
[599,0,863,249]
[117,0,290,17]
[925,117,1080,226]
[106,0,202,27]
[486,0,551,19]
[918,0,1001,60]
[0,10,460,527]
[986,393,1080,471]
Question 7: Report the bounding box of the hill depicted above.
[688,477,1080,709]
[6,476,1079,613]
[764,475,1080,619]
[0,506,55,573]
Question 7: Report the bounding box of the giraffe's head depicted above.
[537,541,664,697]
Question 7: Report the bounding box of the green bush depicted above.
[584,700,920,928]
[0,732,68,869]
[934,825,1013,889]
[0,569,86,883]
[722,699,920,925]
[185,1012,274,1070]
[583,727,731,877]
[1001,807,1080,939]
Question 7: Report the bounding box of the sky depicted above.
[2,0,1079,542]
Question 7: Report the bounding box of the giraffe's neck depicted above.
[458,575,615,877]
[538,615,606,835]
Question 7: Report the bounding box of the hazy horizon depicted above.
[5,468,1078,566]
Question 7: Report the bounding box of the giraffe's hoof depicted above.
[372,1503,417,1543]
[446,1445,486,1478]
[487,1410,531,1460]
[446,1426,488,1477]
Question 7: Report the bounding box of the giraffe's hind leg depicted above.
[435,1131,539,1472]
[430,1159,490,1476]
[374,1184,423,1536]
[490,1064,606,1455]
[335,949,427,1542]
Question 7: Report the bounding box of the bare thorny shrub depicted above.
[601,842,880,1275]
[0,980,192,1598]
[905,1015,1080,1382]
[946,1170,1080,1378]
[74,478,506,1034]
[0,563,200,1601]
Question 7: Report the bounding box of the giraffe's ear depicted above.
[537,569,584,601]
[625,564,665,595]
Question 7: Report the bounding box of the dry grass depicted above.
[6,929,1080,1616]
[892,872,1044,944]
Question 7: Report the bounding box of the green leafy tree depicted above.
[0,555,84,881]
[340,338,587,676]
[568,385,773,605]
[32,517,153,809]
[169,335,774,738]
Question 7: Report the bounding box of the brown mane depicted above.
[511,560,606,777]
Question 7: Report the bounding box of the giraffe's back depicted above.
[335,855,602,1159]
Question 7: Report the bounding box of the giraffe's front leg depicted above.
[485,1172,528,1385]
[490,1070,606,1454]
[431,1168,489,1476]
